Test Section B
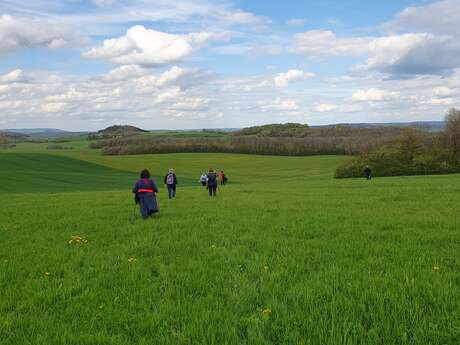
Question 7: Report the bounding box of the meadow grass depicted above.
[0,143,459,344]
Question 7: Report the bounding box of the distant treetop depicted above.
[89,125,147,139]
[234,123,310,138]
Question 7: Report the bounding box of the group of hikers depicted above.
[132,168,228,219]
[133,164,372,219]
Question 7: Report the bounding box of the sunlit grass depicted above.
[0,145,459,344]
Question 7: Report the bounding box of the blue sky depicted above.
[0,0,459,130]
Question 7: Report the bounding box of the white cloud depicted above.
[136,66,209,91]
[154,87,183,104]
[0,1,269,35]
[0,15,80,52]
[170,97,210,111]
[213,43,282,56]
[0,69,27,84]
[274,69,315,88]
[45,88,87,103]
[293,30,371,57]
[98,65,148,83]
[217,77,271,92]
[262,98,299,111]
[0,100,26,110]
[433,86,459,98]
[287,18,306,27]
[429,98,455,105]
[313,104,337,112]
[1,64,458,129]
[40,102,67,113]
[155,66,196,87]
[186,31,232,46]
[384,0,460,36]
[90,0,117,6]
[293,28,460,78]
[83,25,228,66]
[214,9,271,27]
[360,33,460,76]
[430,86,459,106]
[352,88,399,102]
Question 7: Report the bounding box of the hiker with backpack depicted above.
[206,168,218,197]
[200,173,207,187]
[364,166,372,180]
[164,168,178,199]
[132,169,159,219]
[219,170,227,185]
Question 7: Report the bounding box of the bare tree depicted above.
[445,108,460,165]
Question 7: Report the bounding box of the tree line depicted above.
[90,126,409,156]
[89,111,460,178]
[335,109,460,178]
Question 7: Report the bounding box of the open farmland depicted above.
[0,143,459,344]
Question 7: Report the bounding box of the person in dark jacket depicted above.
[132,169,159,219]
[164,168,178,199]
[206,168,218,197]
[364,166,372,180]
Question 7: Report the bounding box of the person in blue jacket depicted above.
[132,169,159,219]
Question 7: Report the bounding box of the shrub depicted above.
[47,144,72,150]
[335,111,460,178]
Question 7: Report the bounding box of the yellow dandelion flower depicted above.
[262,308,272,317]
[43,272,50,277]
[68,235,88,245]
[128,256,137,263]
[210,244,216,249]
[264,265,269,271]
[433,266,440,271]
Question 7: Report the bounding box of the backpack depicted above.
[207,172,217,184]
[166,173,174,185]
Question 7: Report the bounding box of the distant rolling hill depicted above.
[3,128,68,135]
[0,121,446,140]
[311,121,445,132]
[89,125,148,139]
[0,153,196,194]
[0,153,136,194]
[1,128,88,138]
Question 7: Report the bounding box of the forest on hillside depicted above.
[334,109,460,178]
[89,109,460,177]
[90,124,409,156]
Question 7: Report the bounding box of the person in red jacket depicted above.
[132,169,159,219]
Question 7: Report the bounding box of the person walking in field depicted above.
[132,169,159,219]
[218,170,227,185]
[200,173,207,187]
[364,166,372,180]
[164,168,178,199]
[206,168,218,197]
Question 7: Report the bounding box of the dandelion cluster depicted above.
[68,235,88,245]
[262,308,272,317]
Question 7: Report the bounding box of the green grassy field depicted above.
[0,142,459,344]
